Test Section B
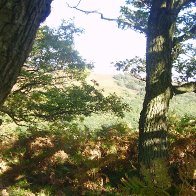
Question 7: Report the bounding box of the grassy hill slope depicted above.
[85,72,196,129]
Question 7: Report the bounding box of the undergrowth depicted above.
[0,115,195,195]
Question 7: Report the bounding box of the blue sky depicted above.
[44,0,146,74]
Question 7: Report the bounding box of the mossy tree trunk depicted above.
[138,1,177,188]
[0,0,52,106]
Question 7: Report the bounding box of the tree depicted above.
[118,0,196,188]
[0,0,53,106]
[1,22,128,128]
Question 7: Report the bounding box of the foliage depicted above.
[0,123,137,195]
[118,0,150,33]
[168,113,196,135]
[168,115,196,196]
[112,73,196,128]
[173,43,196,82]
[114,56,146,80]
[28,19,93,71]
[3,82,128,125]
[121,174,170,196]
[0,21,129,127]
[117,1,196,83]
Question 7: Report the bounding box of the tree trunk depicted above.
[138,1,176,188]
[0,0,53,106]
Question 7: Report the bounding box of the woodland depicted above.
[0,0,196,195]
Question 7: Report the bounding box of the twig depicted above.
[67,1,117,22]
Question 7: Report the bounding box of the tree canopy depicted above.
[0,21,129,128]
[117,0,196,84]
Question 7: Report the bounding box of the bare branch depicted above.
[74,0,82,8]
[172,81,196,95]
[67,1,148,33]
[67,2,117,22]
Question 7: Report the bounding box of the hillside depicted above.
[86,72,196,129]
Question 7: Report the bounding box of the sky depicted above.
[44,0,146,74]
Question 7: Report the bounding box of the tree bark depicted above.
[138,1,177,188]
[0,0,53,106]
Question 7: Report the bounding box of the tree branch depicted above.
[0,106,24,126]
[66,2,117,22]
[172,81,196,95]
[13,75,69,94]
[67,1,147,33]
[13,82,41,94]
[117,19,147,34]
